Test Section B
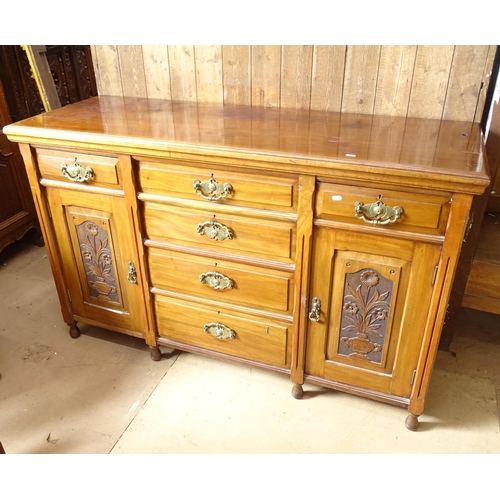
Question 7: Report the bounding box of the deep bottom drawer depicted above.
[154,295,290,368]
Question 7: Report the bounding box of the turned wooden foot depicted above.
[32,227,44,247]
[69,322,81,339]
[405,412,419,431]
[292,383,304,399]
[150,346,162,361]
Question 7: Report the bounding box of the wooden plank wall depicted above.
[90,45,497,122]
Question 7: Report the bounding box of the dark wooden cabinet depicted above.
[0,45,98,252]
[0,77,41,251]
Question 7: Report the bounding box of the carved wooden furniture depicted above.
[0,78,42,251]
[3,96,489,430]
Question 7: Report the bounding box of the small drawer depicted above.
[36,148,120,188]
[137,159,297,211]
[315,183,451,235]
[143,202,295,262]
[147,247,294,314]
[154,295,290,368]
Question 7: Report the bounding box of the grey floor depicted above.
[1,235,500,455]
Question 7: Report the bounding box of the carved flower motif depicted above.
[344,302,359,315]
[85,222,99,235]
[372,308,387,321]
[101,254,112,266]
[360,270,379,287]
[82,250,92,261]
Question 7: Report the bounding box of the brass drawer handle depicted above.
[309,297,321,322]
[199,271,234,291]
[354,198,403,225]
[203,321,236,340]
[127,261,137,284]
[61,158,94,182]
[197,220,234,241]
[193,176,233,201]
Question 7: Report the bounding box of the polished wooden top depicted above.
[3,95,489,194]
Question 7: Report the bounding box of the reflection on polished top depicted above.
[3,95,489,193]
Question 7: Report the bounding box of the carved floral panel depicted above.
[75,220,120,304]
[338,268,394,364]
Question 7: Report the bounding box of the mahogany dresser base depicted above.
[3,96,489,430]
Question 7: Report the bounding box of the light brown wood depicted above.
[251,46,281,108]
[142,45,172,100]
[118,45,147,98]
[89,45,495,123]
[310,46,346,112]
[222,46,251,106]
[168,46,197,101]
[3,96,490,429]
[373,45,417,116]
[194,45,223,104]
[342,45,381,115]
[407,46,455,119]
[280,46,314,110]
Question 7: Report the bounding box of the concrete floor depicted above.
[1,236,500,454]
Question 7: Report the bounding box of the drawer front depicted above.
[138,159,297,210]
[148,247,294,314]
[37,148,120,188]
[155,295,290,368]
[143,202,295,261]
[315,183,451,235]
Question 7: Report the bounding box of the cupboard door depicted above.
[46,188,146,335]
[305,227,441,399]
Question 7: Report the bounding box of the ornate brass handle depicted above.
[354,198,403,225]
[199,271,234,291]
[309,297,321,322]
[127,261,137,284]
[61,158,94,182]
[193,176,233,201]
[203,321,236,340]
[197,220,234,241]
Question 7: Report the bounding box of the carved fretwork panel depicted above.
[66,208,124,310]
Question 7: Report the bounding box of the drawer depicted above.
[36,148,121,189]
[154,295,290,368]
[137,159,297,211]
[315,183,451,235]
[147,247,294,314]
[143,202,295,261]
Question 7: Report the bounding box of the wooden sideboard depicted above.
[3,96,489,430]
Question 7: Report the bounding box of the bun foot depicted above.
[69,323,81,339]
[405,412,419,431]
[150,346,162,361]
[292,383,304,399]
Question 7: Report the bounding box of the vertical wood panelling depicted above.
[407,45,455,119]
[280,45,314,110]
[90,45,496,124]
[310,45,346,112]
[117,45,147,98]
[442,45,490,121]
[91,45,123,96]
[341,45,381,114]
[474,45,497,124]
[142,45,172,100]
[222,46,251,106]
[194,45,223,104]
[251,45,281,108]
[168,45,197,101]
[374,45,417,116]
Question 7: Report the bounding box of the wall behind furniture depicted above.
[90,45,497,122]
